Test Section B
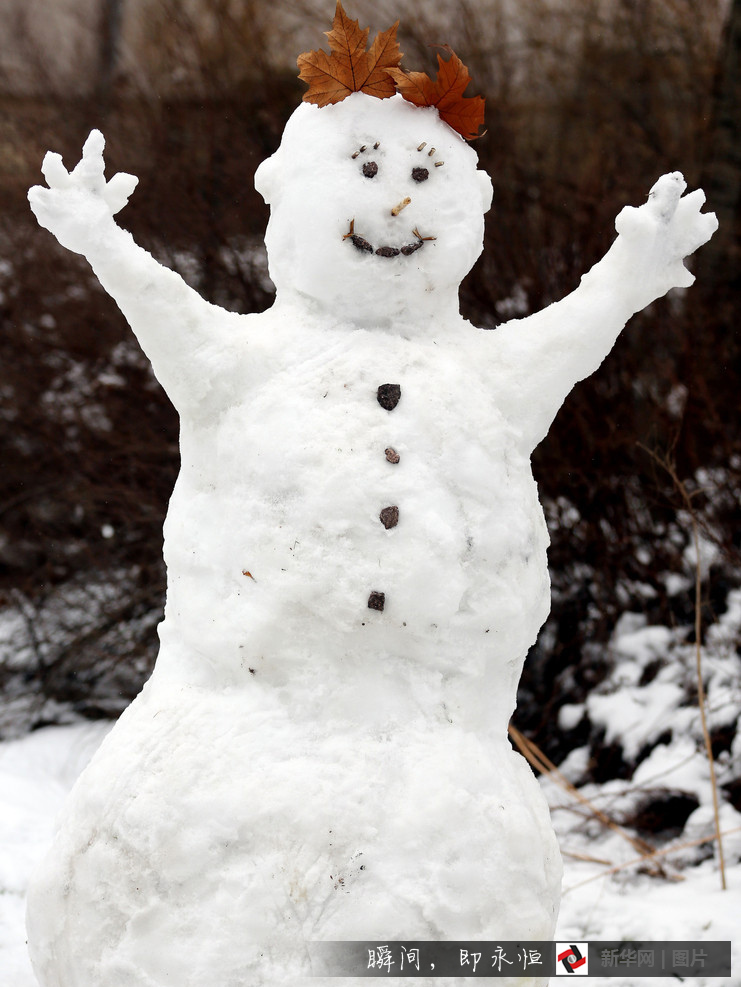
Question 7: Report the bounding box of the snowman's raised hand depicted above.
[28,130,138,256]
[611,172,717,300]
[493,171,717,451]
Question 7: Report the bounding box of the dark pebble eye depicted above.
[411,167,429,183]
[363,161,378,178]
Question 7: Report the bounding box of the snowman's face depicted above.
[341,137,453,257]
[256,93,493,325]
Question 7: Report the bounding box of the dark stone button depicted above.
[377,383,401,410]
[368,591,385,612]
[379,506,399,529]
[385,447,400,464]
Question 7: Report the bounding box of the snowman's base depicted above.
[27,678,561,987]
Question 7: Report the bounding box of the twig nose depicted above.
[391,197,411,216]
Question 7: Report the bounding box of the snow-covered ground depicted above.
[1,713,737,986]
[0,721,111,987]
[547,772,741,986]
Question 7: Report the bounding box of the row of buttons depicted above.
[368,384,401,613]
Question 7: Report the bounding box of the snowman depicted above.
[25,7,716,986]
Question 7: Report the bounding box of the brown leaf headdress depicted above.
[297,3,485,141]
[297,3,402,107]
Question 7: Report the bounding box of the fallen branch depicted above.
[563,826,741,893]
[508,723,660,864]
[560,848,614,866]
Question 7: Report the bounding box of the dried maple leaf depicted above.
[297,2,402,106]
[386,46,485,140]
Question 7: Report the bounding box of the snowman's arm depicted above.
[28,131,228,411]
[490,173,717,451]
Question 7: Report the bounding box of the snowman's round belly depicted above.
[27,687,561,986]
[162,336,551,677]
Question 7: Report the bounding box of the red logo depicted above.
[556,943,588,975]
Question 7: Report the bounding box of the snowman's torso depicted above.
[27,309,562,987]
[160,311,550,726]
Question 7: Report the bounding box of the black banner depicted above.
[308,940,732,977]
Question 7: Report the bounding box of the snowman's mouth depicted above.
[343,221,436,258]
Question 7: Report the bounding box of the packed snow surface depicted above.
[25,91,717,985]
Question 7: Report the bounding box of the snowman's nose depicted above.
[391,197,411,216]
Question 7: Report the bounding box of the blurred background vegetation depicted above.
[0,0,739,793]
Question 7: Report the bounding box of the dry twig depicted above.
[639,443,727,891]
[508,724,660,865]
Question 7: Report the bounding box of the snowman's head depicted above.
[255,93,492,327]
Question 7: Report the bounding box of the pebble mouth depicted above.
[343,222,435,258]
[350,235,423,257]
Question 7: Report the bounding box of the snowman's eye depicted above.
[411,167,429,183]
[362,161,378,178]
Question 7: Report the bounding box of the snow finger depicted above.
[674,210,719,256]
[669,259,695,289]
[675,187,706,214]
[614,203,653,240]
[27,186,56,226]
[104,172,139,215]
[647,171,686,222]
[41,152,71,190]
[73,130,107,192]
[81,129,106,161]
[28,185,52,209]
